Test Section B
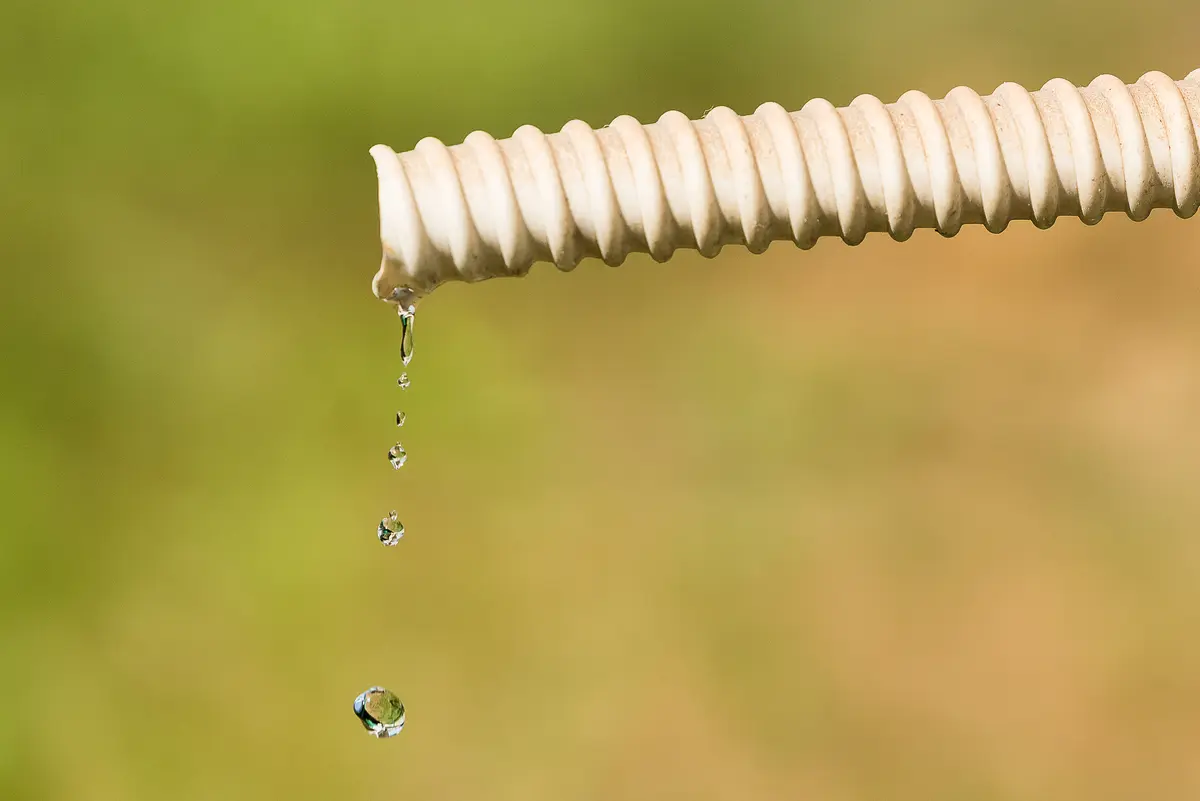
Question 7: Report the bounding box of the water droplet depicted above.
[354,687,405,737]
[397,373,410,389]
[387,443,407,469]
[399,307,415,366]
[389,286,417,311]
[377,511,404,545]
[395,411,406,427]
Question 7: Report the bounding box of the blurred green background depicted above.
[3,1,1200,799]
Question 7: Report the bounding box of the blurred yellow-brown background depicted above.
[3,1,1200,799]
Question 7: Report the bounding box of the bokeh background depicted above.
[4,1,1200,799]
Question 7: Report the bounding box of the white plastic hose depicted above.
[370,68,1200,301]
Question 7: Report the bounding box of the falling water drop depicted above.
[377,511,404,545]
[354,687,406,737]
[387,442,407,469]
[355,291,416,730]
[399,306,415,366]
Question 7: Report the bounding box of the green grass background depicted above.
[3,1,1200,798]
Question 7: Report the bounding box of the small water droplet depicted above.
[377,511,404,545]
[397,373,410,389]
[354,686,405,737]
[399,307,415,366]
[395,411,406,427]
[387,443,407,469]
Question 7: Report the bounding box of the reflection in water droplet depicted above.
[387,443,407,469]
[399,307,415,366]
[397,373,410,389]
[354,686,406,737]
[395,411,406,427]
[377,511,404,545]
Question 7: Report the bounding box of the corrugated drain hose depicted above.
[370,68,1200,302]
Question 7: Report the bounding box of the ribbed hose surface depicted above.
[371,68,1200,300]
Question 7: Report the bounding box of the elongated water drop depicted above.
[354,687,405,737]
[399,306,415,366]
[397,373,410,389]
[377,511,404,545]
[395,411,406,427]
[387,442,407,469]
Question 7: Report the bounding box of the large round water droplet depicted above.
[354,687,406,738]
[377,511,404,546]
[387,442,407,469]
